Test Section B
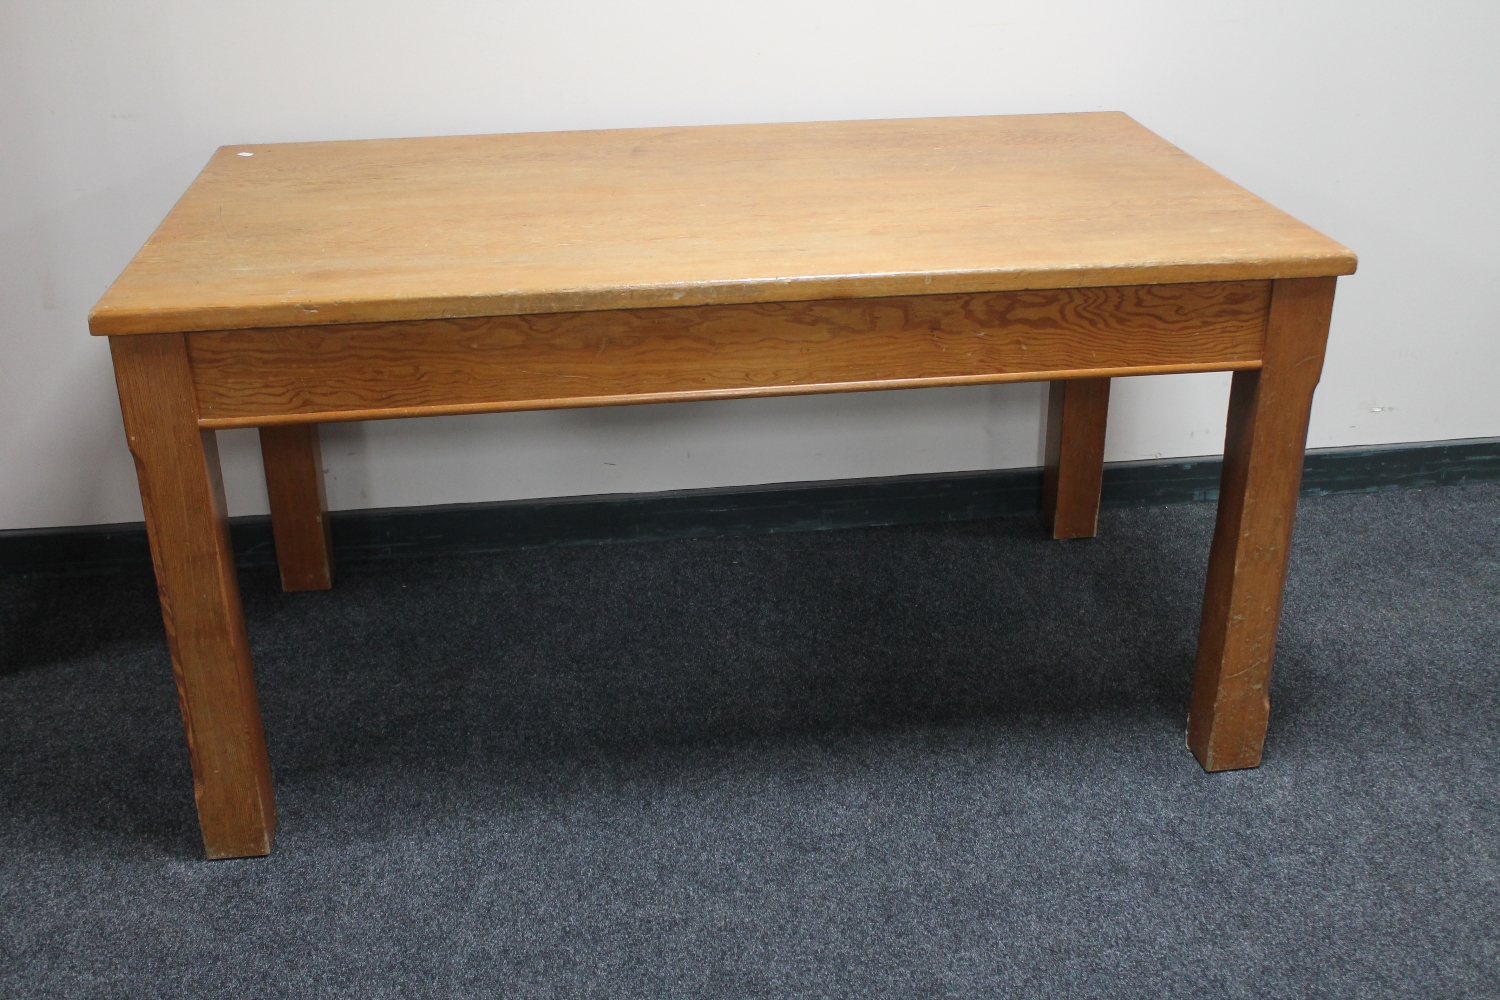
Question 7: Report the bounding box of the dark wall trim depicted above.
[4,437,1497,579]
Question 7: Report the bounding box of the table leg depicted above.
[259,424,334,592]
[1187,277,1337,771]
[1040,377,1111,539]
[111,334,277,858]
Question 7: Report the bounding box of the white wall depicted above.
[3,0,1497,531]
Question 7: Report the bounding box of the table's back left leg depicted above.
[1041,377,1111,539]
[259,424,334,592]
[111,334,277,858]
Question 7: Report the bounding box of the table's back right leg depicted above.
[1041,377,1111,539]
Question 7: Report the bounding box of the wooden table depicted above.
[91,113,1355,859]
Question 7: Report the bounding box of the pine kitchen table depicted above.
[91,113,1356,858]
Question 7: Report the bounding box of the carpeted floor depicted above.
[2,482,1497,998]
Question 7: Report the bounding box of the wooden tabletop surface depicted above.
[90,112,1355,336]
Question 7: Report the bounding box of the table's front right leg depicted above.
[1188,277,1337,771]
[111,334,277,859]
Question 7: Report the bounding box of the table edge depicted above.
[89,258,1356,337]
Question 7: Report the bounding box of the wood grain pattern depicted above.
[1041,378,1112,539]
[109,334,276,858]
[1187,276,1338,771]
[89,113,1354,336]
[188,281,1270,427]
[259,424,334,592]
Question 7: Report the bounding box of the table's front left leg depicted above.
[259,424,334,592]
[111,334,277,858]
[1188,277,1337,771]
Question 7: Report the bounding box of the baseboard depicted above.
[4,436,1497,579]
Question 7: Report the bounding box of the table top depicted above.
[89,112,1355,337]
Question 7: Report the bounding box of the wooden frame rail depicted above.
[186,281,1270,428]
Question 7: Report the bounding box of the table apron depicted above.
[186,280,1270,428]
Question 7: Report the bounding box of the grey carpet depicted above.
[2,482,1497,998]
